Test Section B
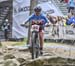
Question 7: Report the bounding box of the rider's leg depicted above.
[39,30,44,54]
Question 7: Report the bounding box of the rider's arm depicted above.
[22,14,34,25]
[43,15,49,24]
[42,15,50,26]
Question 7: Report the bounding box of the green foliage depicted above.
[12,38,27,46]
[0,42,2,47]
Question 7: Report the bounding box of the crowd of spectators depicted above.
[47,12,75,28]
[46,12,75,38]
[59,0,75,13]
[47,0,75,27]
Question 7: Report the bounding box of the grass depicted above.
[12,38,27,46]
[0,42,2,47]
[1,38,27,47]
[12,39,61,46]
[1,38,66,47]
[13,40,61,46]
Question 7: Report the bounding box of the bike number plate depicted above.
[31,25,39,32]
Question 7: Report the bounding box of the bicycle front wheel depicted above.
[31,32,39,59]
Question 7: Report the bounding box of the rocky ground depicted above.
[0,42,75,66]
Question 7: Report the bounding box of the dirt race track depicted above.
[0,41,75,66]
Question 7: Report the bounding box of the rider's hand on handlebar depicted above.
[45,23,50,27]
[21,24,28,28]
[21,24,25,26]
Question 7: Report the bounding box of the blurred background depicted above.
[0,0,75,43]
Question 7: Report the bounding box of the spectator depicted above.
[70,12,75,27]
[57,16,64,25]
[47,15,57,24]
[2,19,10,41]
[66,12,75,25]
[47,15,59,36]
[67,0,75,13]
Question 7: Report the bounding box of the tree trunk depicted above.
[27,0,37,44]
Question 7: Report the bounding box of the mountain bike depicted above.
[21,20,44,59]
[30,20,44,59]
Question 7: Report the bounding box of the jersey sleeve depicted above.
[43,16,49,24]
[23,14,34,24]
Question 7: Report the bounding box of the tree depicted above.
[27,0,37,44]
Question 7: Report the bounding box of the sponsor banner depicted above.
[12,0,30,38]
[37,1,63,16]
